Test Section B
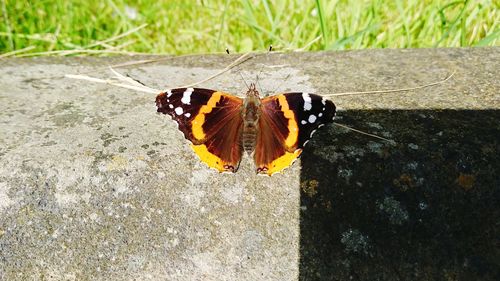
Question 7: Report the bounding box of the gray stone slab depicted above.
[0,47,499,280]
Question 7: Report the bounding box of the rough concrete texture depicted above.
[0,48,498,280]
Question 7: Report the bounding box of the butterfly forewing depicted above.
[156,88,212,141]
[156,88,244,172]
[283,93,336,148]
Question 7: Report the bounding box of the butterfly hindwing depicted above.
[156,88,244,172]
[255,93,336,175]
[254,94,300,175]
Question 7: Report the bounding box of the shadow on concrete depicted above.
[299,109,500,281]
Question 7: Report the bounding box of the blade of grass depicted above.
[261,0,275,30]
[1,0,14,50]
[434,0,469,47]
[0,32,56,43]
[0,46,35,58]
[106,0,152,49]
[335,7,344,39]
[395,0,411,47]
[15,49,158,57]
[175,52,254,89]
[239,17,287,46]
[315,0,328,48]
[85,23,148,49]
[333,122,393,143]
[65,73,160,94]
[460,12,466,46]
[48,25,61,51]
[473,28,499,46]
[216,0,231,50]
[240,0,264,49]
[324,71,455,97]
[329,23,380,50]
[295,35,322,51]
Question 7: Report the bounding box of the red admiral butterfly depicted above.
[156,83,336,175]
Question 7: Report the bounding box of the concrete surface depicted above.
[0,48,498,280]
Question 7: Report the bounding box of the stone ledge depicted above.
[0,47,498,280]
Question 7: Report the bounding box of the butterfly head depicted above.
[246,83,260,98]
[243,82,261,109]
[242,82,261,131]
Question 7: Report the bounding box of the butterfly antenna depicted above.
[269,73,291,95]
[255,45,273,95]
[333,122,395,143]
[226,47,250,90]
[126,73,146,86]
[239,71,250,89]
[175,52,253,89]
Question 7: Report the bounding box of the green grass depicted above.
[0,0,498,56]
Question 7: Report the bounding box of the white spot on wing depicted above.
[166,90,173,97]
[301,120,307,125]
[302,93,312,111]
[181,88,193,105]
[184,112,191,118]
[308,115,317,123]
[168,104,174,109]
[175,107,183,115]
[321,97,326,105]
[318,113,323,117]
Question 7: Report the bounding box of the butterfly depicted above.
[155,83,336,175]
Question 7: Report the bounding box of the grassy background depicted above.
[1,0,498,56]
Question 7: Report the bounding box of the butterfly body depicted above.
[156,84,336,175]
[241,84,261,154]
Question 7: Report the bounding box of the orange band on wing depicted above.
[277,94,299,148]
[191,92,223,140]
[261,149,302,175]
[191,144,226,172]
